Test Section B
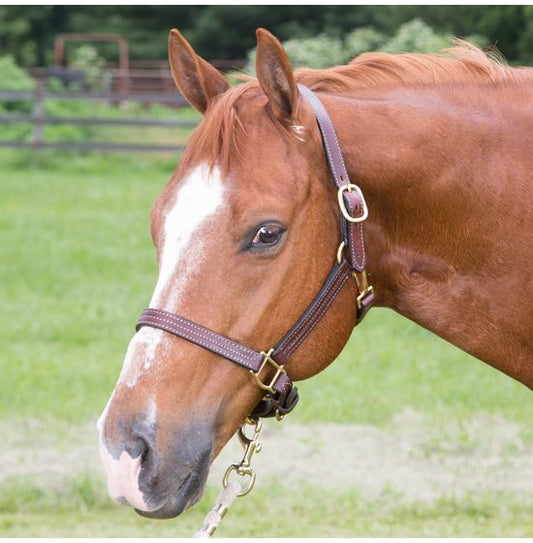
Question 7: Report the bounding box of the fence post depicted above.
[32,80,45,149]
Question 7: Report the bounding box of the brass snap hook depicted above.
[222,418,263,497]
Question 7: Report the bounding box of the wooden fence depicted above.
[0,84,199,153]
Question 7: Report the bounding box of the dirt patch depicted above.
[0,418,101,487]
[211,409,532,502]
[1,410,531,503]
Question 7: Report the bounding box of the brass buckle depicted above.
[338,242,374,309]
[337,184,369,223]
[353,270,374,309]
[250,348,286,395]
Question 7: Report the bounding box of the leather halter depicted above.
[136,84,375,419]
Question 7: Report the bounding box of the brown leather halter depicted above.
[136,85,375,420]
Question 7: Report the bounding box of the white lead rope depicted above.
[193,418,264,538]
[194,480,241,538]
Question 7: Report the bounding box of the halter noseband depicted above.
[136,84,374,420]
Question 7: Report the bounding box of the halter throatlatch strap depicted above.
[298,85,367,268]
[136,85,374,419]
[297,84,375,319]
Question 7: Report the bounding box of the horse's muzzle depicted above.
[135,450,211,518]
[99,413,213,518]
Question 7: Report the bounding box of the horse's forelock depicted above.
[179,83,262,175]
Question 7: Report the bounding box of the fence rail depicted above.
[0,140,185,152]
[0,89,188,105]
[0,86,198,153]
[0,113,198,128]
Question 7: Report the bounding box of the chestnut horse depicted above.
[98,29,532,520]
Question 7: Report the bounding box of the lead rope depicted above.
[193,480,241,538]
[194,418,264,538]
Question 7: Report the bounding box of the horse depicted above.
[98,28,533,520]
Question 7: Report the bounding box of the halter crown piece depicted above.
[136,85,374,420]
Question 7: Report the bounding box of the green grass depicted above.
[1,160,166,421]
[0,476,531,537]
[1,151,532,537]
[1,159,531,427]
[298,311,533,429]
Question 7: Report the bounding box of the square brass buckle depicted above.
[250,348,286,395]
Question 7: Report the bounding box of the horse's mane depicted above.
[297,39,525,92]
[181,41,530,173]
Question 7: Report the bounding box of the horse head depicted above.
[97,29,361,519]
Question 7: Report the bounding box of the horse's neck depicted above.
[329,86,533,387]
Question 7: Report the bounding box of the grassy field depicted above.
[1,150,532,537]
[2,477,531,537]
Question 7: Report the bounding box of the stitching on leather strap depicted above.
[274,262,351,362]
[279,268,350,360]
[137,310,259,370]
[133,85,373,419]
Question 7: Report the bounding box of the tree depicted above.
[0,6,530,67]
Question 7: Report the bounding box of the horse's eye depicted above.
[249,224,286,249]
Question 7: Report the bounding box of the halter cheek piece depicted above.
[136,85,374,420]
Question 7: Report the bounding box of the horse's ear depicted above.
[255,28,299,122]
[168,29,230,114]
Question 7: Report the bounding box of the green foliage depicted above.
[0,60,198,149]
[0,55,34,115]
[246,18,490,71]
[517,5,533,64]
[0,6,531,67]
[344,26,387,58]
[380,18,451,54]
[70,44,110,91]
[0,55,34,91]
[44,98,96,142]
[282,33,346,69]
[379,18,488,54]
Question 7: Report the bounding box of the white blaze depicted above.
[150,163,226,310]
[116,163,226,389]
[98,163,226,508]
[120,327,165,387]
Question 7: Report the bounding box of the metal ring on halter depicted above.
[337,240,346,265]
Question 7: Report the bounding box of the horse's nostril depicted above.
[129,421,156,463]
[127,435,149,461]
